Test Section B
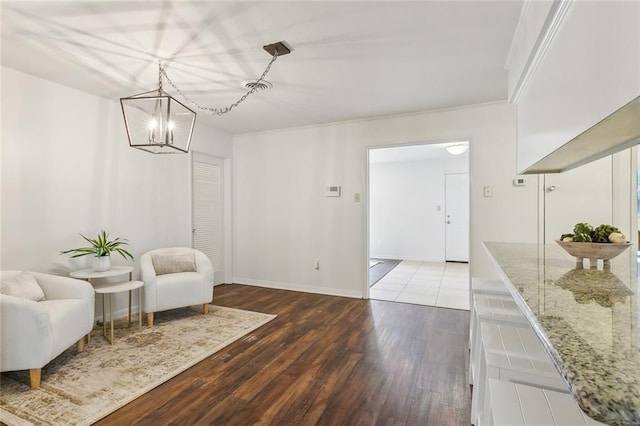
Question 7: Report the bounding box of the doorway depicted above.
[367,142,470,309]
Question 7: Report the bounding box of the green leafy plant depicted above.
[559,222,626,244]
[61,230,134,260]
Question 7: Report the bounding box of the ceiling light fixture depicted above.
[445,142,469,155]
[120,67,196,154]
[120,41,291,154]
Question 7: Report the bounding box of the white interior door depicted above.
[445,173,469,262]
[192,152,224,285]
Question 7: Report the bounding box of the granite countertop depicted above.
[483,242,640,426]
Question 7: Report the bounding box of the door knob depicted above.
[446,220,451,224]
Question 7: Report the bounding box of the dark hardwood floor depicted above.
[95,284,471,425]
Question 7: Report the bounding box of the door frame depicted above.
[190,151,232,285]
[364,138,472,299]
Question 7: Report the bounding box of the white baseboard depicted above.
[232,277,363,299]
[94,281,363,324]
[370,255,445,263]
[93,285,227,323]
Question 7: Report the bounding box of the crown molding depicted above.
[511,0,574,105]
[504,0,532,71]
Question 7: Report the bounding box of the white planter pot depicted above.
[93,255,111,272]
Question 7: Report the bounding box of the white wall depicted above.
[543,156,612,242]
[233,102,538,298]
[0,66,232,318]
[542,149,635,246]
[369,155,468,261]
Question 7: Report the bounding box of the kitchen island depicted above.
[483,242,639,426]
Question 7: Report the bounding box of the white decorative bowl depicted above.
[555,240,632,269]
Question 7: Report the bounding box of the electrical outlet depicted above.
[483,186,493,197]
[354,193,361,203]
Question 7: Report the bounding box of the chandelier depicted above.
[120,42,291,154]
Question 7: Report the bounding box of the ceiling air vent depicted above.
[243,80,273,91]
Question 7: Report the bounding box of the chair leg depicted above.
[203,304,209,315]
[147,312,154,327]
[77,336,85,353]
[29,368,41,389]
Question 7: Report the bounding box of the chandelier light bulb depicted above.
[147,118,158,143]
[168,121,175,143]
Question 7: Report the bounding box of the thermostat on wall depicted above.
[326,186,341,197]
[513,177,527,186]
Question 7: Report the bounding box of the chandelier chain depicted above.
[159,51,279,116]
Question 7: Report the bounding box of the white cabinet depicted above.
[509,1,640,173]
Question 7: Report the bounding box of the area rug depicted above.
[0,305,276,426]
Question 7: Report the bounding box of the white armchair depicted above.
[140,247,214,326]
[0,271,95,388]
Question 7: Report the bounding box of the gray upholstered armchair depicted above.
[140,247,214,326]
[0,271,95,388]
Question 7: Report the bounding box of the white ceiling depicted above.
[1,1,523,135]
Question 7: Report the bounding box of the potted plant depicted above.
[61,230,134,271]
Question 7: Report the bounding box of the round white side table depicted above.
[93,280,144,344]
[70,266,134,282]
[70,266,139,344]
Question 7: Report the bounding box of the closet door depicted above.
[192,152,224,285]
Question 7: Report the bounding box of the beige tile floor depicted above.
[370,260,469,310]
